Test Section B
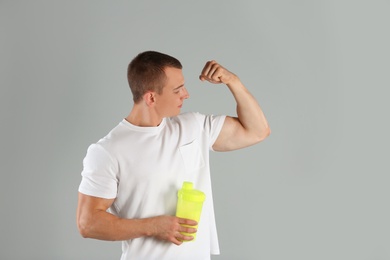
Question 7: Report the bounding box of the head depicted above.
[127,51,183,103]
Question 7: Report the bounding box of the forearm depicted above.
[78,210,154,241]
[77,192,197,244]
[227,77,270,141]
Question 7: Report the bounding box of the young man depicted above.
[77,51,270,260]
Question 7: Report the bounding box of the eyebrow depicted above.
[173,84,185,91]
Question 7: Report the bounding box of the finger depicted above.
[177,233,195,242]
[172,236,183,246]
[179,225,197,234]
[203,67,225,84]
[201,60,214,76]
[207,62,221,79]
[200,60,217,81]
[177,217,198,226]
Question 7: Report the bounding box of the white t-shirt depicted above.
[79,112,226,260]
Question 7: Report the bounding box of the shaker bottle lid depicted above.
[178,182,206,202]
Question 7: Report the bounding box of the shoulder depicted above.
[175,112,203,120]
[87,120,128,154]
[172,112,226,129]
[171,112,203,126]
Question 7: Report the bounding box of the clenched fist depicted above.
[199,60,239,85]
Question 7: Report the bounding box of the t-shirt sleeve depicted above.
[78,143,118,199]
[193,112,226,150]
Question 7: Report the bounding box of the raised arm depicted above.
[199,60,270,151]
[76,192,197,245]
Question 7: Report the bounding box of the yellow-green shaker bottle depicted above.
[176,182,206,241]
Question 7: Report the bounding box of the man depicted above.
[77,51,270,260]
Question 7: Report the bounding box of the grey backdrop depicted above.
[1,1,389,259]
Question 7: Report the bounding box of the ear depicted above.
[143,91,156,106]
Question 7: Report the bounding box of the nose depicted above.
[181,87,189,99]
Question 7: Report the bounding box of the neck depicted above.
[125,104,163,127]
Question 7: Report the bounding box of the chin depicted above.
[165,111,180,118]
[172,110,181,117]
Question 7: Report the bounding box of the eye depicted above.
[173,85,185,94]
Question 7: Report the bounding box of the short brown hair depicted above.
[127,51,182,103]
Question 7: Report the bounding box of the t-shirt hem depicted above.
[210,115,226,151]
[78,187,117,199]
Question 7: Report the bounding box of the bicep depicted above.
[212,116,254,151]
[77,192,115,219]
[77,193,117,238]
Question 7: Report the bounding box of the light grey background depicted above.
[1,1,389,259]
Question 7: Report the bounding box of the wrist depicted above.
[143,217,158,237]
[226,76,244,90]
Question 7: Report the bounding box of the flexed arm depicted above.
[199,60,270,151]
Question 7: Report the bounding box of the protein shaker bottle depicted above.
[176,181,206,241]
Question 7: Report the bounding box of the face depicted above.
[154,67,189,117]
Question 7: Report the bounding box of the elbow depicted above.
[256,126,271,143]
[265,126,271,138]
[77,214,93,238]
[78,226,89,239]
